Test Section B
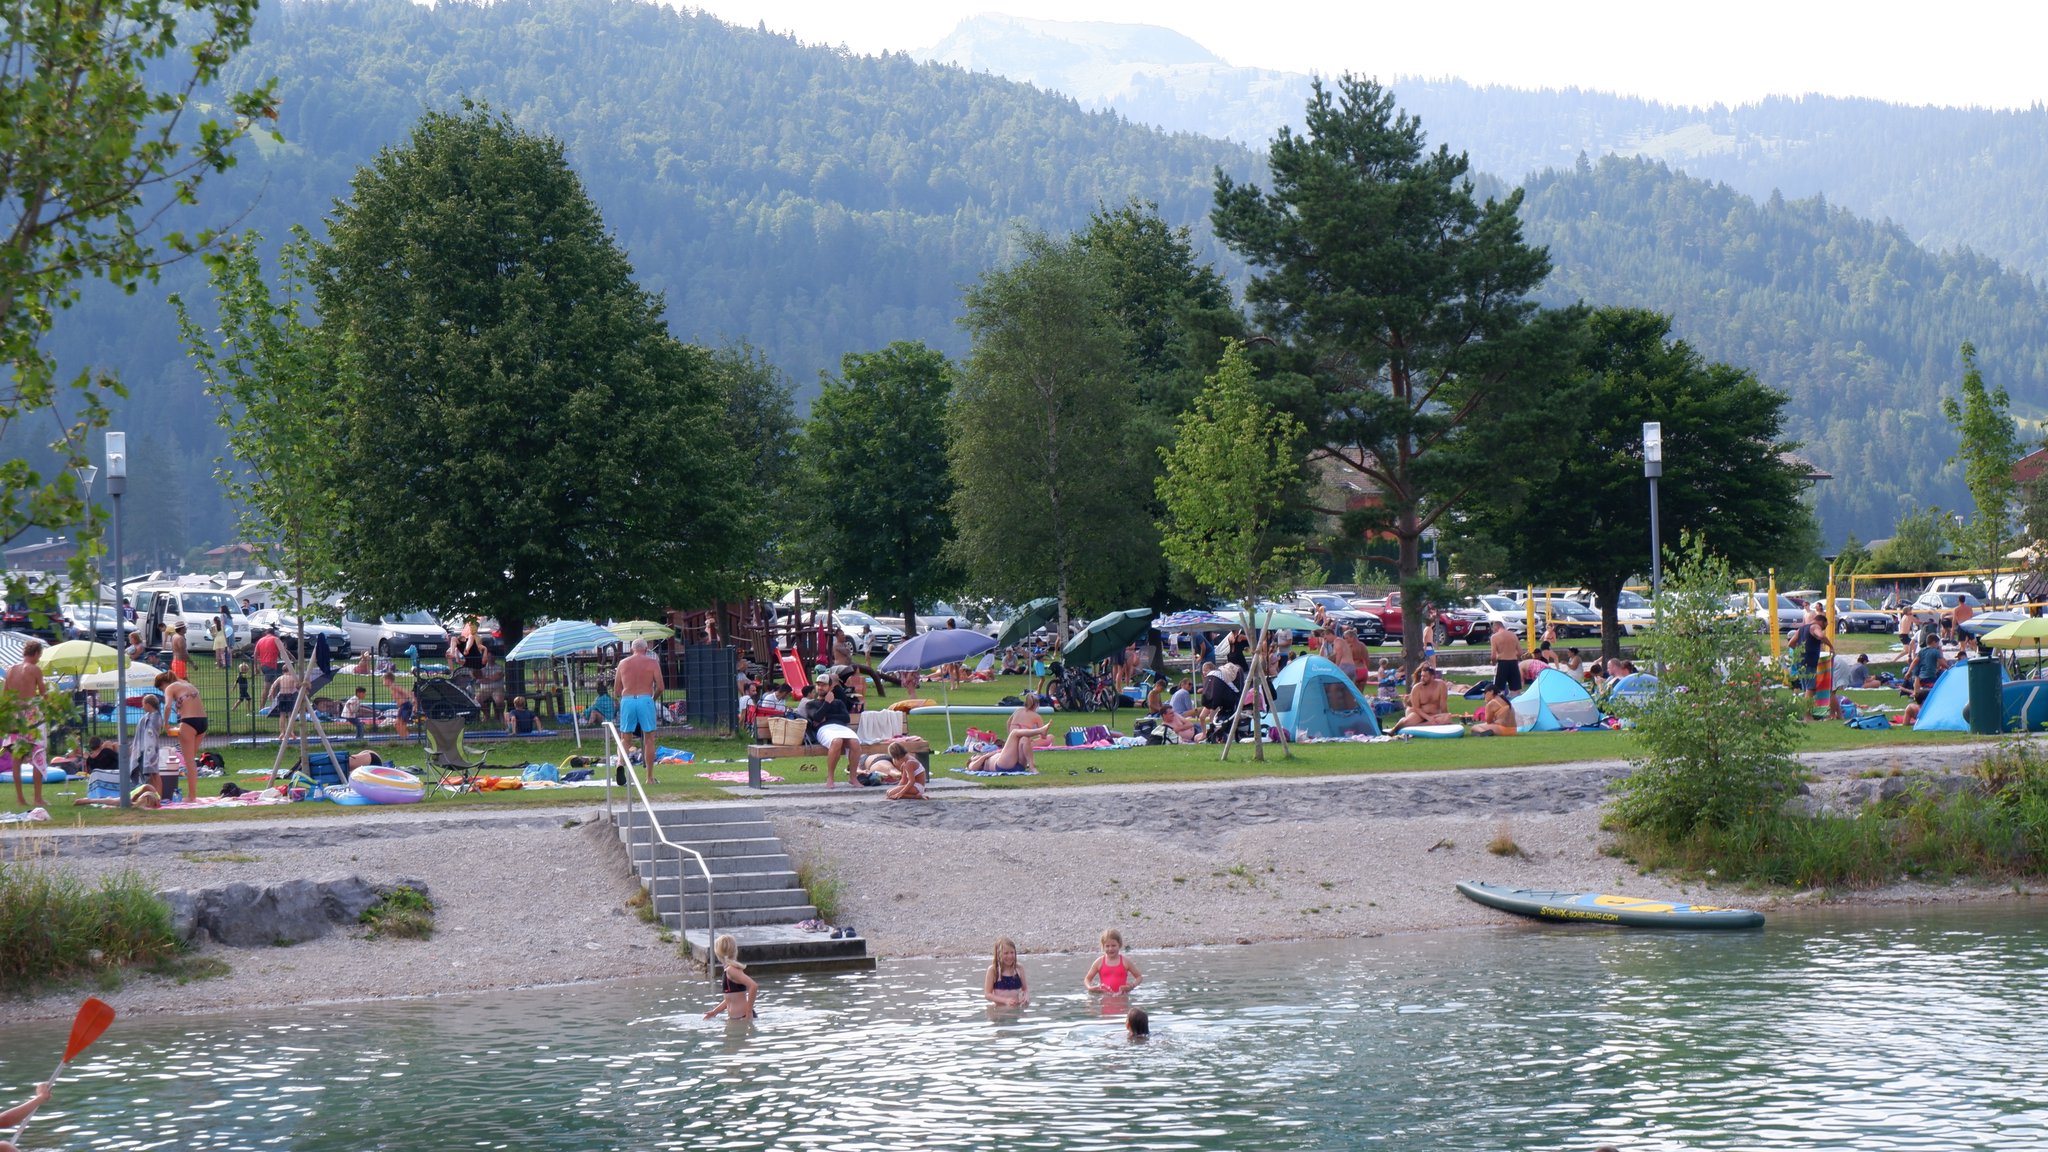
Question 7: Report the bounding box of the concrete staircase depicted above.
[616,803,874,975]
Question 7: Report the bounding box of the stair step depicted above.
[621,804,765,826]
[682,926,872,972]
[628,834,783,859]
[622,820,778,846]
[631,850,791,876]
[662,905,818,930]
[648,885,809,912]
[642,867,800,893]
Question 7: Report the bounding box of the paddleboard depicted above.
[1456,880,1764,930]
[1405,724,1464,739]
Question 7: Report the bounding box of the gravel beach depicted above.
[1,743,2034,1023]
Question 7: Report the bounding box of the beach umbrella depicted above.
[1155,610,1233,633]
[879,628,999,745]
[79,662,163,692]
[1979,616,2048,650]
[1062,608,1155,667]
[504,619,620,748]
[994,597,1058,650]
[41,639,119,675]
[0,630,36,669]
[607,619,674,644]
[1219,608,1319,634]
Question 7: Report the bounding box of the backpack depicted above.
[1845,713,1889,730]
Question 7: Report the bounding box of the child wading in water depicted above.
[1084,928,1144,993]
[705,934,758,1019]
[984,936,1029,1006]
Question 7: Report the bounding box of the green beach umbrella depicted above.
[1061,608,1155,667]
[1980,616,2048,650]
[1220,607,1319,634]
[994,597,1058,649]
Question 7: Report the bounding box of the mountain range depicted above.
[18,0,2048,555]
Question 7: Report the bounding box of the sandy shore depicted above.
[2,743,2036,1023]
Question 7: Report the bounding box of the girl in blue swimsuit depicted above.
[984,936,1029,1006]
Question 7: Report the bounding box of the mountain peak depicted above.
[922,13,1224,71]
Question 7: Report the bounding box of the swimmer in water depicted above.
[985,935,1029,1006]
[1084,927,1144,994]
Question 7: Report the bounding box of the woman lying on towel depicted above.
[967,693,1050,773]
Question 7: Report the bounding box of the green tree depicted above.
[309,106,742,645]
[1156,341,1305,762]
[794,341,959,637]
[1833,533,1872,578]
[704,341,799,615]
[173,232,348,660]
[949,232,1159,636]
[1470,308,1808,659]
[1213,75,1582,669]
[1941,342,2025,588]
[1866,505,1950,577]
[1611,533,1802,839]
[0,0,272,630]
[1073,200,1244,421]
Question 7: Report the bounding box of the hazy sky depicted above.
[683,1,2046,110]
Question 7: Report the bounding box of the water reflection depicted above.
[1,907,2044,1150]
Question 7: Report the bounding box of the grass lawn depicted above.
[7,671,1984,830]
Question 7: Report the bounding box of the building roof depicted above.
[2014,447,2048,488]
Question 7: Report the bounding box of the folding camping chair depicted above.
[414,675,487,797]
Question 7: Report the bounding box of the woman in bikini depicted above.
[1467,683,1519,736]
[156,670,206,801]
[704,934,757,1019]
[968,693,1048,773]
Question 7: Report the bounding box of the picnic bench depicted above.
[744,742,932,789]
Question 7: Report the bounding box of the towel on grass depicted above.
[951,765,1037,777]
[697,770,783,784]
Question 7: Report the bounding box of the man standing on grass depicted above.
[1489,621,1523,693]
[1795,607,1838,720]
[4,640,48,809]
[615,639,664,784]
[254,628,282,692]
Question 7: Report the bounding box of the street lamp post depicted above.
[106,433,128,808]
[75,464,98,737]
[1644,421,1664,625]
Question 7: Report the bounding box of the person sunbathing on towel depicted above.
[1466,683,1519,736]
[968,693,1048,773]
[1390,665,1455,732]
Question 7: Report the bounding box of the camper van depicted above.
[138,584,253,653]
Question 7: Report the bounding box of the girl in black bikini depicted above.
[704,934,757,1019]
[984,935,1029,1006]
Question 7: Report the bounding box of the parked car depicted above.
[1462,594,1527,637]
[338,605,450,657]
[1357,595,1476,644]
[1290,591,1388,643]
[4,599,68,641]
[1924,577,1991,602]
[834,609,903,655]
[247,608,354,658]
[1912,590,1985,622]
[1727,592,1806,631]
[1537,598,1603,639]
[913,601,975,633]
[60,602,122,644]
[137,586,250,652]
[1830,598,1895,634]
[1575,589,1657,635]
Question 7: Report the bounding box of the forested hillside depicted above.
[17,0,2045,552]
[1520,155,2048,540]
[932,15,2048,282]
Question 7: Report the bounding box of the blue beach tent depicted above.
[1913,661,2008,731]
[1511,668,1603,731]
[1270,655,1381,739]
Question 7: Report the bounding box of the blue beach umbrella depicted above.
[504,619,622,748]
[879,628,998,746]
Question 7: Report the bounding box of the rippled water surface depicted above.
[4,906,2046,1150]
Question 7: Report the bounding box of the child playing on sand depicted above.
[0,1081,52,1150]
[1084,928,1144,993]
[704,934,757,1020]
[984,936,1029,1006]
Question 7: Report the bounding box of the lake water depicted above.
[3,906,2045,1150]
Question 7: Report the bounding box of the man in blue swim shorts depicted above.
[615,638,665,783]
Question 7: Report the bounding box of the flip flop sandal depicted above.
[1085,766,1102,774]
[799,763,819,773]
[1066,769,1079,776]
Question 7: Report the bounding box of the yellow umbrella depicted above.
[607,619,674,644]
[41,639,119,675]
[1980,616,2048,650]
[79,662,163,692]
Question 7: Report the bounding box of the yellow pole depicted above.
[1524,587,1537,653]
[1768,568,1785,681]
[1824,562,1838,643]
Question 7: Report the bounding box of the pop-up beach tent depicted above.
[1512,668,1602,731]
[1913,661,2009,731]
[1270,655,1381,739]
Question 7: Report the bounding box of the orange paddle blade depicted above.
[63,997,115,1063]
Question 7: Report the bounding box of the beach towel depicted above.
[857,710,905,743]
[698,770,784,784]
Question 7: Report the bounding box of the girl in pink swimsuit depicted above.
[1084,927,1144,994]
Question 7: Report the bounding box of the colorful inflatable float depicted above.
[349,764,424,804]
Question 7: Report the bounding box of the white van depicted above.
[139,585,253,653]
[337,604,451,657]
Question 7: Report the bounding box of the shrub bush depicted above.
[0,863,178,990]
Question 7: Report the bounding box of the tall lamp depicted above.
[74,464,98,736]
[1643,422,1663,641]
[106,433,128,808]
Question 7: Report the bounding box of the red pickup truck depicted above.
[1352,597,1484,644]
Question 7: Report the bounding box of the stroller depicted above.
[415,675,488,797]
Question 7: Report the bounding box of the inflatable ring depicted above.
[349,764,424,804]
[0,767,67,783]
[1405,724,1465,739]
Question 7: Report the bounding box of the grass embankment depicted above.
[14,671,1977,828]
[1611,740,2048,891]
[0,858,185,993]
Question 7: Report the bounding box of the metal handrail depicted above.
[600,721,715,975]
